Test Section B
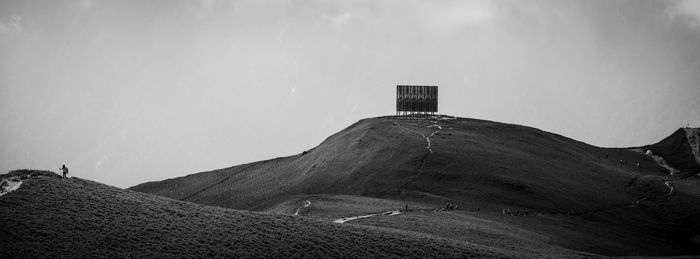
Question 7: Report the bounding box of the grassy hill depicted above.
[0,169,529,258]
[643,128,700,173]
[130,116,700,256]
[132,117,666,211]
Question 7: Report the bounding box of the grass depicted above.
[262,194,430,220]
[0,170,523,258]
[644,128,700,173]
[129,116,700,256]
[266,193,695,257]
[264,194,586,257]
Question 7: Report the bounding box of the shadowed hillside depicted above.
[131,116,700,256]
[0,170,524,258]
[643,128,700,173]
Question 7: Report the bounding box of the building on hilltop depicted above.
[396,85,438,119]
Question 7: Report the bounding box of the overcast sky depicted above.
[1,0,699,188]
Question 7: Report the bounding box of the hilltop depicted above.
[131,116,700,256]
[0,169,526,258]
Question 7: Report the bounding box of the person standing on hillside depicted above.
[60,164,69,178]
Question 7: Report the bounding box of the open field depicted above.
[264,193,697,256]
[264,194,580,257]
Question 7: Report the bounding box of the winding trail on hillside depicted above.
[630,148,680,175]
[576,147,695,215]
[0,177,23,197]
[548,147,688,216]
[629,148,682,196]
[664,181,674,195]
[333,210,402,224]
[650,154,680,175]
[395,116,451,193]
[394,117,450,153]
[643,153,679,195]
[425,123,442,153]
[294,200,311,216]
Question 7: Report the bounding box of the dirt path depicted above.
[0,177,23,197]
[393,116,451,154]
[635,149,682,196]
[631,148,680,175]
[664,181,674,195]
[333,210,402,224]
[395,116,451,193]
[294,200,311,216]
[425,122,442,153]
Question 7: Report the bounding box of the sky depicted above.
[1,0,699,188]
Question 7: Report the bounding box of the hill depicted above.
[132,117,662,210]
[131,116,700,256]
[643,127,700,173]
[0,169,526,258]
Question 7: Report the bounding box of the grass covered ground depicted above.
[131,116,700,256]
[0,170,522,258]
[263,194,587,257]
[264,193,693,257]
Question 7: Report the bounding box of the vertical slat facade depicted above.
[396,85,438,118]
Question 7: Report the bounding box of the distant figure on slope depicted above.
[60,164,69,178]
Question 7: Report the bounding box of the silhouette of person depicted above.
[60,164,69,178]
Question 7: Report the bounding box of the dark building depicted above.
[396,85,438,118]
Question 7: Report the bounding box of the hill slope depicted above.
[643,127,700,173]
[133,116,671,212]
[0,170,522,258]
[131,116,700,256]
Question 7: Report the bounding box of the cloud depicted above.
[668,0,700,28]
[323,11,360,26]
[0,15,22,34]
[78,0,93,9]
[421,0,494,34]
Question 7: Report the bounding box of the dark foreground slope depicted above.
[0,170,518,258]
[131,116,700,256]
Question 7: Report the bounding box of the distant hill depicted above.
[0,170,517,258]
[131,116,700,256]
[643,127,700,173]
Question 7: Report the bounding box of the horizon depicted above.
[2,0,700,188]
